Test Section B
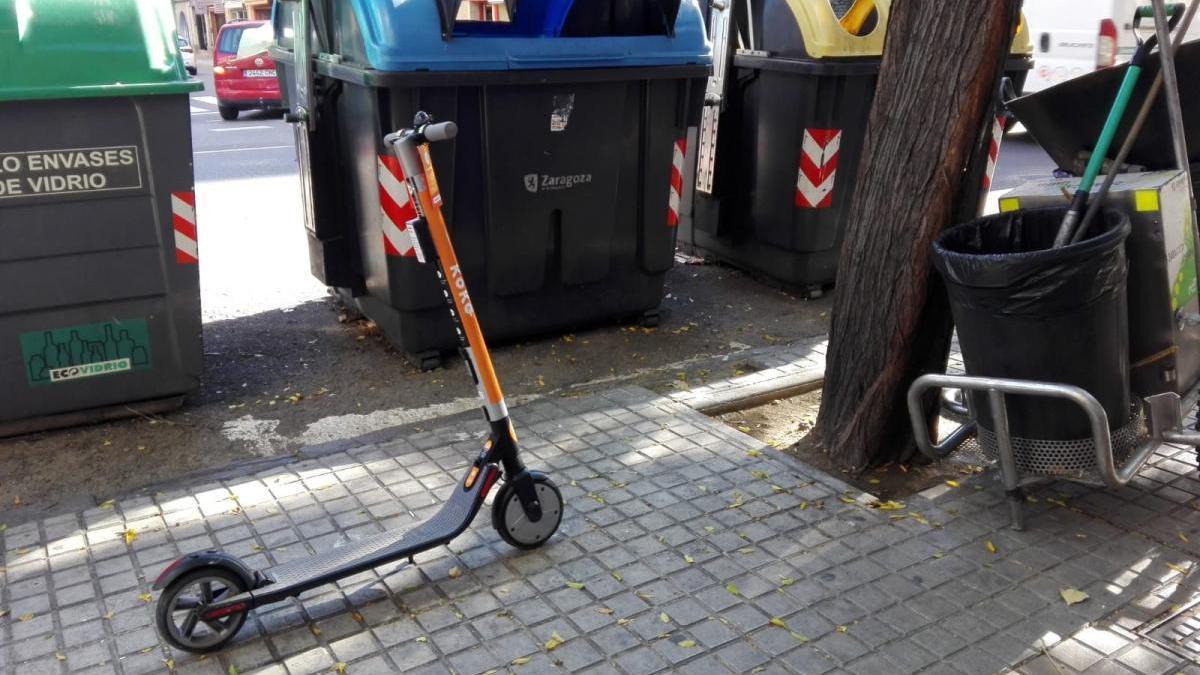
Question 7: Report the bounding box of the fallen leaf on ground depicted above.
[138,593,153,603]
[728,494,745,509]
[1180,532,1190,544]
[331,663,347,674]
[932,552,945,559]
[738,547,755,555]
[985,541,997,554]
[778,576,795,587]
[97,500,116,510]
[1167,562,1190,575]
[123,529,137,545]
[704,526,715,533]
[596,608,614,615]
[611,572,623,582]
[310,625,322,637]
[683,554,694,565]
[726,583,740,596]
[588,493,605,505]
[871,500,905,511]
[448,567,462,579]
[566,581,586,591]
[617,618,631,626]
[790,631,808,643]
[659,612,670,623]
[1060,588,1089,605]
[769,617,788,629]
[837,496,856,505]
[55,653,66,661]
[746,449,761,458]
[544,632,565,651]
[836,625,848,633]
[678,639,697,648]
[511,657,532,666]
[750,470,769,480]
[1047,498,1068,507]
[103,611,114,620]
[18,613,34,622]
[163,659,175,670]
[350,612,364,623]
[415,636,428,643]
[228,667,239,675]
[945,480,960,488]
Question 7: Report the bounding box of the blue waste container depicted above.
[271,0,709,368]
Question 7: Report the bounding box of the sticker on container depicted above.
[551,94,575,133]
[20,319,152,387]
[377,155,417,258]
[172,191,199,264]
[0,145,142,200]
[795,129,841,209]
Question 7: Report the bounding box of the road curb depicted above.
[672,367,825,415]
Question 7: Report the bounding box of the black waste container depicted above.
[684,0,1033,294]
[271,0,709,368]
[933,207,1134,471]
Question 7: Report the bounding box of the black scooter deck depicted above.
[243,467,493,606]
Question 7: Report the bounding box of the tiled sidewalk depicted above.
[3,385,1200,675]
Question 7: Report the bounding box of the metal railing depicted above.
[907,373,1190,530]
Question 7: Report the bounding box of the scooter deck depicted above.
[245,468,492,606]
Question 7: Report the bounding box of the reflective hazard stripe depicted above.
[795,128,841,209]
[378,155,417,258]
[982,115,1006,191]
[171,191,198,264]
[667,138,686,226]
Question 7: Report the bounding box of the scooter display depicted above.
[151,113,564,654]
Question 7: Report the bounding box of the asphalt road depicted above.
[0,63,1061,519]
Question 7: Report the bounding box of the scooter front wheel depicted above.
[492,475,563,549]
[155,568,248,654]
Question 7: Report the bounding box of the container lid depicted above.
[0,0,202,102]
[313,0,710,72]
[765,0,1033,60]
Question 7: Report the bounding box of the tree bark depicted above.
[812,0,1023,470]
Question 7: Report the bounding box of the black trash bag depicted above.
[932,206,1132,441]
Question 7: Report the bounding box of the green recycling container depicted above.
[0,0,204,436]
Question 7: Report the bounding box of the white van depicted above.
[1023,0,1199,93]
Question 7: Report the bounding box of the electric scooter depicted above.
[152,113,564,654]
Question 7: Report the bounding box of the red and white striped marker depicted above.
[981,115,1007,191]
[171,191,198,264]
[378,154,417,258]
[795,128,841,209]
[666,138,686,227]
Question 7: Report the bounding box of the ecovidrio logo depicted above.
[523,172,593,194]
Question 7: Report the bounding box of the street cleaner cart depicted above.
[909,0,1200,530]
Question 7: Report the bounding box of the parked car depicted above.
[178,36,197,75]
[1022,0,1200,93]
[213,20,281,121]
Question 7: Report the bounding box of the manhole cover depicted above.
[1141,600,1200,661]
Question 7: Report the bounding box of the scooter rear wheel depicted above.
[492,476,563,549]
[155,568,248,654]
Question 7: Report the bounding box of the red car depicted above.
[213,20,282,121]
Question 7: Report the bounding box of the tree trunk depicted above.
[812,0,1023,470]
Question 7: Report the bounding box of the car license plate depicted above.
[243,69,276,78]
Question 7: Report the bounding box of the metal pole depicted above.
[1072,0,1199,244]
[1153,0,1193,175]
[987,390,1025,530]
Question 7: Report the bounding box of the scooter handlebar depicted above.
[422,121,458,143]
